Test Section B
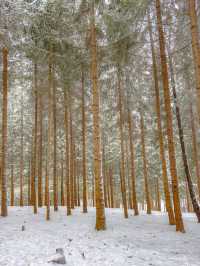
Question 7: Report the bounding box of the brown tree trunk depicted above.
[90,3,106,230]
[156,177,161,211]
[188,0,200,121]
[19,92,24,207]
[109,166,114,208]
[102,144,108,208]
[140,112,151,214]
[31,63,38,214]
[1,47,8,217]
[10,163,14,206]
[38,93,43,207]
[117,70,128,218]
[190,103,200,200]
[81,69,88,213]
[168,52,200,222]
[69,91,74,209]
[155,0,185,232]
[64,89,71,216]
[128,109,139,215]
[148,11,175,224]
[53,70,58,211]
[60,160,65,206]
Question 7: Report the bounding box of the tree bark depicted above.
[148,12,175,224]
[1,47,8,217]
[155,0,185,232]
[90,3,106,230]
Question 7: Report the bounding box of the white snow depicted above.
[0,207,199,266]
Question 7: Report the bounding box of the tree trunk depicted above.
[168,52,200,222]
[69,90,74,209]
[90,3,106,230]
[81,69,88,213]
[140,112,151,214]
[32,63,38,214]
[102,144,108,208]
[117,70,128,218]
[53,70,58,211]
[10,163,14,206]
[1,47,8,217]
[148,11,175,224]
[128,109,139,215]
[64,89,71,216]
[109,166,114,208]
[188,0,200,121]
[38,93,43,207]
[155,0,185,232]
[60,160,65,206]
[19,92,24,207]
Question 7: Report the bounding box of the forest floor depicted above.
[0,207,199,266]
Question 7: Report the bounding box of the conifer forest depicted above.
[0,0,200,265]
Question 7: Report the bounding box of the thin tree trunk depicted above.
[109,166,114,208]
[102,144,108,208]
[10,163,14,206]
[156,177,161,211]
[61,160,65,206]
[19,92,24,207]
[1,47,8,217]
[32,63,38,214]
[140,112,151,214]
[81,69,88,213]
[53,70,58,211]
[168,52,200,222]
[190,103,200,200]
[148,11,175,224]
[128,109,139,215]
[64,89,71,216]
[90,3,106,230]
[69,91,74,209]
[117,70,128,218]
[155,0,185,232]
[188,0,200,121]
[38,93,43,207]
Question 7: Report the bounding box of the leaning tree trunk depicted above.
[188,0,200,122]
[1,47,8,217]
[90,3,106,230]
[168,52,200,222]
[140,112,151,215]
[148,12,175,225]
[81,69,88,213]
[155,0,185,232]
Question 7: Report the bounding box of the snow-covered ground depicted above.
[0,207,199,266]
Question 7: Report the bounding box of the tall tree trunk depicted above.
[38,93,43,207]
[81,69,88,213]
[53,70,58,211]
[1,47,8,217]
[69,91,74,209]
[128,109,139,215]
[168,52,200,222]
[19,92,24,207]
[155,0,185,232]
[156,177,161,211]
[28,158,31,206]
[90,3,106,230]
[64,89,71,216]
[32,63,38,214]
[140,112,151,214]
[73,143,78,207]
[148,11,175,224]
[188,0,200,121]
[117,70,128,218]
